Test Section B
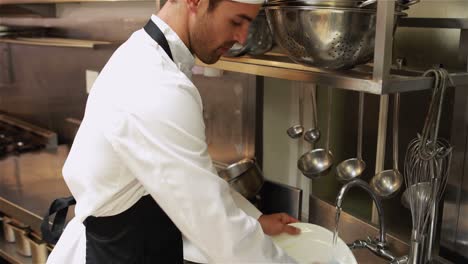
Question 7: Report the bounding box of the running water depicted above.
[333,206,342,247]
[331,206,342,263]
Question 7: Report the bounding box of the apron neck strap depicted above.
[144,19,174,61]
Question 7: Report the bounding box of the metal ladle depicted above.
[298,88,334,179]
[336,92,366,181]
[287,88,304,139]
[370,93,403,198]
[304,87,320,144]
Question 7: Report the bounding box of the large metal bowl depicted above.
[265,6,404,69]
[267,0,365,8]
[266,0,414,11]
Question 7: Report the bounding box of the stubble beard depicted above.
[190,15,222,65]
[191,35,221,65]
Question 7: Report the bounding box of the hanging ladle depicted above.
[304,86,320,145]
[336,92,366,181]
[298,88,334,179]
[370,93,403,198]
[287,88,304,139]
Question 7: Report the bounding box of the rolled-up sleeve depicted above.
[102,83,296,263]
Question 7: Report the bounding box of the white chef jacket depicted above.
[47,15,295,264]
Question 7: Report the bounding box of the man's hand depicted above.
[258,213,301,236]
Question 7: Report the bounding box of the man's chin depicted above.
[197,52,223,65]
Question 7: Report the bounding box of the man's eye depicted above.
[231,20,242,26]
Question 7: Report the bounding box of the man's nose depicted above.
[234,26,249,45]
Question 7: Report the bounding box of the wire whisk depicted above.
[404,67,454,264]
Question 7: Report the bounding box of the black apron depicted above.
[41,19,183,264]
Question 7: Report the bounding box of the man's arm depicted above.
[104,82,296,263]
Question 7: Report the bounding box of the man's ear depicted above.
[186,0,202,12]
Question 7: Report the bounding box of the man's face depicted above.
[189,0,260,64]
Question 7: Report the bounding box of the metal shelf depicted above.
[399,17,468,29]
[0,198,44,238]
[196,54,468,95]
[0,37,112,48]
[195,15,468,95]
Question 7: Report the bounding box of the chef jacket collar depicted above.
[149,15,195,79]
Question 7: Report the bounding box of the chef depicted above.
[46,0,300,263]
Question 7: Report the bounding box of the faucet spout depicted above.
[336,179,386,245]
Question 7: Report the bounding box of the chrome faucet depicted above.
[336,179,405,263]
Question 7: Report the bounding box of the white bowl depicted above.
[272,223,357,264]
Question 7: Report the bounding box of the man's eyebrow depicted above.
[236,14,254,22]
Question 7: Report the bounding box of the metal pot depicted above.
[225,10,274,57]
[218,159,264,200]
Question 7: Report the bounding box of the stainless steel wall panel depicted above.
[193,72,257,164]
[0,2,258,164]
[394,1,468,70]
[440,85,468,256]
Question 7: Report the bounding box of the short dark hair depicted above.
[208,0,223,11]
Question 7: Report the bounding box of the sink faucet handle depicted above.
[348,239,367,249]
[349,238,398,262]
[390,255,408,264]
[367,236,387,248]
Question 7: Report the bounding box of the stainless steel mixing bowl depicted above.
[267,0,365,8]
[266,0,413,11]
[265,6,404,69]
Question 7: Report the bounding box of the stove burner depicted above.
[0,121,46,158]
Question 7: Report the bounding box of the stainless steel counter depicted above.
[0,145,72,235]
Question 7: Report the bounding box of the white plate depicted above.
[272,223,357,264]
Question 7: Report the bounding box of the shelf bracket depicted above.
[372,0,395,90]
[372,0,395,223]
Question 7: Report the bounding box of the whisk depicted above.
[404,67,454,264]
